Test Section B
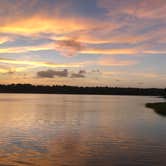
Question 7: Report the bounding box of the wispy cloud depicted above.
[0,43,53,53]
[81,48,139,55]
[98,57,137,66]
[0,58,82,69]
[0,65,35,74]
[0,36,12,44]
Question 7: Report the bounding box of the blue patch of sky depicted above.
[66,0,105,19]
[0,36,54,48]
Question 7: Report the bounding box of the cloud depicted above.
[81,48,139,55]
[37,69,87,78]
[0,0,96,36]
[0,39,165,56]
[0,65,34,74]
[0,38,142,56]
[91,69,100,73]
[0,58,83,69]
[0,36,12,44]
[102,70,161,79]
[0,16,92,36]
[55,38,85,56]
[0,43,53,54]
[0,68,9,74]
[71,70,86,78]
[37,69,68,78]
[98,57,138,66]
[0,0,165,57]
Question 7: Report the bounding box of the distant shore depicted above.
[0,84,165,96]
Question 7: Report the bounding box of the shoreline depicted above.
[0,92,163,96]
[146,97,166,116]
[0,84,165,96]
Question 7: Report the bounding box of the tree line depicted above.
[0,84,165,96]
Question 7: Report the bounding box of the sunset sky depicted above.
[0,0,165,87]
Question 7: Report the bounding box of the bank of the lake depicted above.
[146,101,166,116]
[146,96,166,116]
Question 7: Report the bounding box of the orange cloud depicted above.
[0,43,54,53]
[81,48,138,55]
[0,0,96,36]
[0,65,35,74]
[55,33,146,45]
[0,68,8,73]
[0,36,12,44]
[0,14,98,37]
[0,58,83,69]
[144,50,166,54]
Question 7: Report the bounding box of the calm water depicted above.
[0,94,165,166]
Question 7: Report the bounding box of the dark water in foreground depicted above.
[0,94,165,166]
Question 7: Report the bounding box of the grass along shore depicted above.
[146,102,166,116]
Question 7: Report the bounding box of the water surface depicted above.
[0,94,165,165]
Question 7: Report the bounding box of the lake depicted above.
[0,94,165,166]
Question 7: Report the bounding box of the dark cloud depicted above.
[71,70,86,78]
[37,69,87,78]
[137,82,144,85]
[58,39,83,50]
[91,69,100,73]
[37,69,68,78]
[55,39,85,56]
[79,70,86,74]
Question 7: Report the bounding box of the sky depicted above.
[0,0,165,88]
